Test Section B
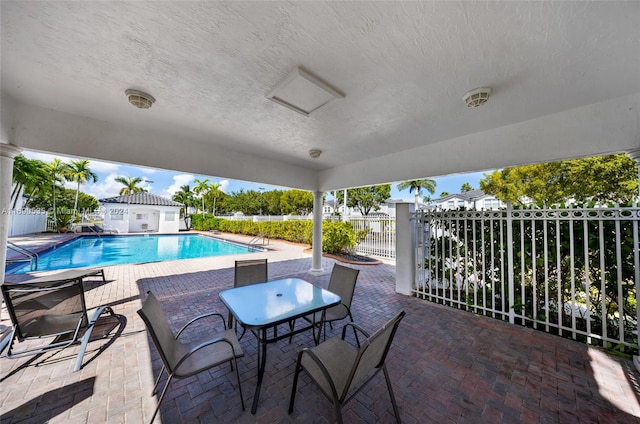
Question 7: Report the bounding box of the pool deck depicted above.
[2,232,640,423]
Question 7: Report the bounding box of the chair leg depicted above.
[150,373,173,424]
[232,355,245,410]
[382,365,402,424]
[73,305,109,371]
[152,366,166,395]
[349,313,361,347]
[334,402,344,424]
[288,352,303,413]
[227,312,234,330]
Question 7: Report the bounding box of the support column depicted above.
[342,189,347,222]
[310,191,324,274]
[628,147,640,374]
[1,143,22,285]
[628,148,640,201]
[395,202,415,295]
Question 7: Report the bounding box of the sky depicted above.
[22,150,490,202]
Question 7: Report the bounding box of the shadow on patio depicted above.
[2,256,639,423]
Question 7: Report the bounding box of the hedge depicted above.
[190,214,365,254]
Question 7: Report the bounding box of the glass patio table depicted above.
[219,277,341,414]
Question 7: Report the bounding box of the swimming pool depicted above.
[7,234,261,274]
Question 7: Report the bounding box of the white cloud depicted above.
[161,174,195,198]
[218,179,229,193]
[23,150,71,162]
[88,160,120,173]
[129,165,158,175]
[83,172,123,200]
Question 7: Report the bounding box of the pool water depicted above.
[7,234,258,274]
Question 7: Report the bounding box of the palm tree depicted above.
[65,159,98,214]
[11,154,48,209]
[115,176,147,195]
[207,182,222,216]
[172,184,195,227]
[460,182,473,192]
[46,158,70,230]
[397,179,437,210]
[193,178,210,218]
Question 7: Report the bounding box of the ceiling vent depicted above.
[308,149,322,159]
[463,87,492,108]
[266,68,344,116]
[125,89,156,109]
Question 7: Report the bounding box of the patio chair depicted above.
[227,259,268,334]
[289,310,406,424]
[290,264,360,344]
[1,277,116,372]
[137,291,245,424]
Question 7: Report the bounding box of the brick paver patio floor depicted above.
[2,233,639,423]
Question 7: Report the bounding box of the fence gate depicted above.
[350,216,396,259]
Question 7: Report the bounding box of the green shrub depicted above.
[192,217,359,254]
[322,221,359,254]
[190,214,225,231]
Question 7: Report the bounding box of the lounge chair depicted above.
[24,268,106,283]
[1,272,116,372]
[289,311,406,423]
[137,291,245,423]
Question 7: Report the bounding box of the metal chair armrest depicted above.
[173,337,237,371]
[176,312,227,338]
[298,348,341,402]
[341,322,370,340]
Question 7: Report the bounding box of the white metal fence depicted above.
[349,217,396,259]
[414,204,640,351]
[222,214,397,259]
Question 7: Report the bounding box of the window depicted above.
[447,200,455,208]
[136,213,148,220]
[165,211,176,221]
[110,209,124,221]
[484,199,501,209]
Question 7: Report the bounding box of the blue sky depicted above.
[22,150,490,202]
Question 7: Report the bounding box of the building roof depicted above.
[435,189,490,202]
[99,193,183,207]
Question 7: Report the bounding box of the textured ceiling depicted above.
[1,1,639,191]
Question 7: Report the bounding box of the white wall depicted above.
[103,204,181,233]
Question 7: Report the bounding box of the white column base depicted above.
[308,267,325,276]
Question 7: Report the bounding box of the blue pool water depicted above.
[7,234,258,274]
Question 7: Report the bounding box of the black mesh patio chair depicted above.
[289,311,406,424]
[1,277,116,372]
[227,259,268,336]
[290,264,360,344]
[137,291,245,424]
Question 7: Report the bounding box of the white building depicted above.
[323,198,416,218]
[100,193,183,234]
[432,189,504,210]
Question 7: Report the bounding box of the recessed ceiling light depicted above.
[266,68,344,116]
[125,89,156,109]
[463,87,492,108]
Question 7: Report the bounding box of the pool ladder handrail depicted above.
[249,233,269,246]
[6,241,39,271]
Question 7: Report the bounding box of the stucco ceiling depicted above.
[1,1,639,191]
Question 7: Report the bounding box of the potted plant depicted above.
[56,212,75,233]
